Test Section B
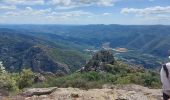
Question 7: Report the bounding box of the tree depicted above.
[18,69,34,89]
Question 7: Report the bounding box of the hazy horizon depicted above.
[0,24,170,26]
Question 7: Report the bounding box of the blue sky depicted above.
[0,0,170,25]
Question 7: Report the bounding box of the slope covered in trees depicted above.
[1,25,169,69]
[0,28,88,73]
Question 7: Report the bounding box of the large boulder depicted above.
[34,74,46,83]
[21,87,57,97]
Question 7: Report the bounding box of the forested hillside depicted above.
[1,25,170,69]
[0,28,88,73]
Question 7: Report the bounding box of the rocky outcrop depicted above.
[84,50,115,72]
[82,50,145,74]
[3,84,162,100]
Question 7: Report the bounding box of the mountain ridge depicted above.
[1,25,170,71]
[0,28,87,73]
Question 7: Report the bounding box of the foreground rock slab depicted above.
[2,84,162,100]
[21,87,58,97]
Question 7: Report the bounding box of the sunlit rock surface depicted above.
[2,84,162,100]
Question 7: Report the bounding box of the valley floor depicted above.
[1,84,162,100]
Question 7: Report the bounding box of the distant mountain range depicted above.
[0,24,170,72]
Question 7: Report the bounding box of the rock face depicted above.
[3,84,162,100]
[84,50,115,72]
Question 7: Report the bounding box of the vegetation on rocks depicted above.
[33,50,161,89]
[33,70,160,90]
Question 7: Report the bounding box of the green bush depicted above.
[18,69,34,89]
[33,70,161,89]
[0,73,18,91]
[0,62,19,92]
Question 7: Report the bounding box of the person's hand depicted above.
[168,99,170,100]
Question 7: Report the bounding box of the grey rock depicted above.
[21,87,57,97]
[34,73,46,83]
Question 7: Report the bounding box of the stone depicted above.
[71,93,79,98]
[21,87,57,97]
[34,74,46,83]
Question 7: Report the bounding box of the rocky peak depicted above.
[92,50,115,64]
[84,50,115,71]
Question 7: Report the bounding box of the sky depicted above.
[0,0,170,25]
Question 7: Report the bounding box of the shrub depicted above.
[0,62,18,92]
[0,73,18,91]
[18,69,34,89]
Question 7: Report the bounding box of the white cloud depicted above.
[3,7,52,17]
[1,5,95,24]
[0,5,17,10]
[25,7,33,11]
[50,10,94,19]
[51,0,72,6]
[102,12,112,16]
[0,0,45,5]
[50,0,120,9]
[0,0,121,11]
[121,6,170,22]
[98,0,115,6]
[55,6,78,10]
[0,0,120,8]
[5,11,19,16]
[121,6,170,15]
